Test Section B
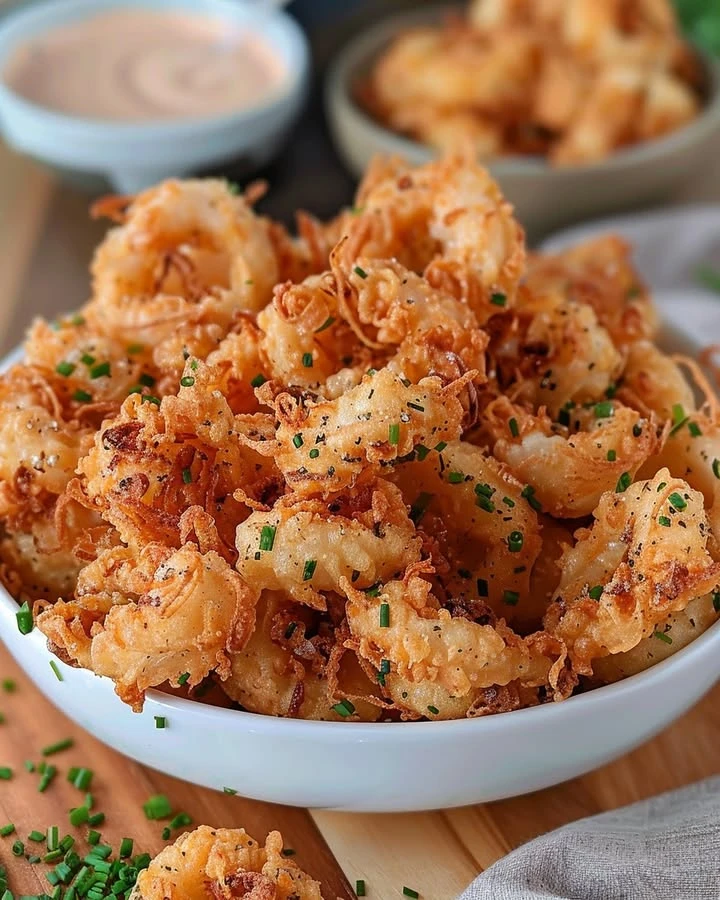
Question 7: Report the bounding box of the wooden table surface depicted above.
[2,139,720,899]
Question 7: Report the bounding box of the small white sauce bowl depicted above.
[0,0,310,192]
[0,312,718,812]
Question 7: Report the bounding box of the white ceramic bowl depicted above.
[1,318,719,813]
[0,0,310,193]
[325,7,720,241]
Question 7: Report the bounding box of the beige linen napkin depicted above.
[461,777,720,899]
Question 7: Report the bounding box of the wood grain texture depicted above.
[0,646,355,900]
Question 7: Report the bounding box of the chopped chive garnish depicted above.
[138,373,155,388]
[475,483,494,498]
[713,459,720,480]
[388,423,400,445]
[181,468,192,484]
[308,448,320,459]
[659,515,671,527]
[292,433,304,448]
[435,441,447,452]
[605,383,617,398]
[301,352,313,368]
[42,738,73,757]
[284,623,297,640]
[477,578,488,597]
[38,765,56,791]
[84,792,93,809]
[56,361,76,377]
[80,354,95,367]
[521,484,542,511]
[447,471,464,484]
[594,401,613,419]
[154,717,166,730]
[503,590,519,606]
[179,376,195,388]
[143,794,172,820]
[713,593,720,613]
[259,525,276,552]
[688,421,702,437]
[0,824,15,837]
[314,317,335,333]
[48,825,60,850]
[250,373,267,388]
[353,266,368,279]
[169,813,192,830]
[476,494,495,513]
[415,444,430,461]
[73,389,93,403]
[669,403,689,435]
[28,831,45,842]
[669,492,687,511]
[12,840,24,856]
[490,292,506,307]
[379,604,390,628]
[177,673,190,686]
[606,449,617,462]
[507,531,523,552]
[403,888,419,898]
[49,660,63,681]
[140,395,160,406]
[427,705,439,715]
[407,401,425,413]
[508,417,519,437]
[2,679,15,693]
[615,472,631,493]
[356,880,366,897]
[161,826,172,841]
[588,585,603,600]
[119,838,133,858]
[24,761,35,772]
[89,362,110,379]
[16,601,33,635]
[657,481,667,492]
[332,699,356,718]
[86,831,100,846]
[302,559,317,581]
[127,343,144,355]
[72,768,93,790]
[69,807,88,827]
[410,491,433,525]
[70,314,85,326]
[653,630,673,645]
[87,813,104,828]
[223,787,237,795]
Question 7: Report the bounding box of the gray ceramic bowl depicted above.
[325,7,720,241]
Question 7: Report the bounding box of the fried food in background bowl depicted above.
[1,152,720,809]
[325,1,720,239]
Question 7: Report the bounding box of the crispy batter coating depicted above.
[544,469,720,677]
[0,150,714,719]
[364,0,700,165]
[38,543,258,710]
[132,826,324,900]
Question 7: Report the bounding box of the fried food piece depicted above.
[337,154,526,320]
[619,341,695,420]
[485,397,662,517]
[132,826,325,900]
[391,440,542,629]
[37,543,258,710]
[524,236,657,349]
[544,469,720,676]
[222,592,382,721]
[235,480,421,610]
[77,366,278,560]
[344,563,565,717]
[488,288,623,417]
[249,368,473,497]
[591,592,720,683]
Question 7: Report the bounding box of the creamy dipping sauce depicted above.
[2,8,287,121]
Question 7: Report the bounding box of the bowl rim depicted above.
[0,0,309,138]
[326,3,720,176]
[2,317,719,739]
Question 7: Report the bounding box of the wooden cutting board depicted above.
[2,640,720,900]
